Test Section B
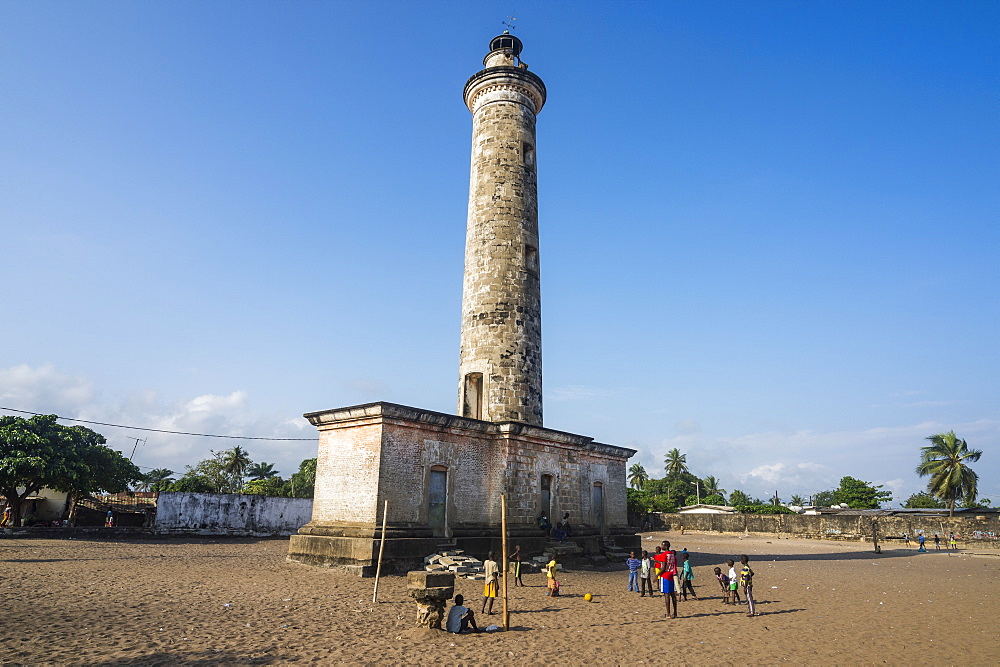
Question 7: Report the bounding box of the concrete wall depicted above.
[657,512,1000,546]
[153,492,312,536]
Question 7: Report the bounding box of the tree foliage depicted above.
[903,491,946,509]
[0,414,141,526]
[728,489,751,506]
[286,458,316,498]
[917,431,982,517]
[242,477,287,496]
[663,448,688,476]
[735,504,797,515]
[833,476,892,509]
[627,463,649,490]
[247,462,279,481]
[812,489,837,507]
[701,493,726,506]
[700,476,725,501]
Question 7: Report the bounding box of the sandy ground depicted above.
[2,531,997,665]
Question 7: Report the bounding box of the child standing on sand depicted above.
[653,541,678,619]
[626,551,641,593]
[545,556,559,596]
[680,552,697,600]
[714,566,730,602]
[640,551,655,597]
[739,555,756,617]
[727,559,741,605]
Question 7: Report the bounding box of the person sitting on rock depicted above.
[446,595,478,634]
[558,512,572,537]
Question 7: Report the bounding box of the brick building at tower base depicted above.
[286,402,639,575]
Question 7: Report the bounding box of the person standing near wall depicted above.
[482,552,499,615]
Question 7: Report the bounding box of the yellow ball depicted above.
[584,593,593,602]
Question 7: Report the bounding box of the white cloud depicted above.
[0,364,317,480]
[0,364,95,412]
[637,417,1000,506]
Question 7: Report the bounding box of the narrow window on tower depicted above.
[463,372,483,420]
[525,244,539,274]
[522,141,535,171]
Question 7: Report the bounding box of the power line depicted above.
[0,407,316,441]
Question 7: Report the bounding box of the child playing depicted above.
[680,552,697,600]
[640,551,655,597]
[626,551,641,593]
[714,566,730,603]
[727,559,741,606]
[739,554,756,617]
[653,541,679,619]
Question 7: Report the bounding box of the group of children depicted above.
[447,540,760,633]
[627,542,758,618]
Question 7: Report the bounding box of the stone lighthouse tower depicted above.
[458,32,547,426]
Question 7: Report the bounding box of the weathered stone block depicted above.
[407,571,456,590]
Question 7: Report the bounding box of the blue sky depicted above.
[2,1,997,505]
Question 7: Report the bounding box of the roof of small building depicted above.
[678,504,737,513]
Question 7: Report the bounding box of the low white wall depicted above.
[153,492,313,536]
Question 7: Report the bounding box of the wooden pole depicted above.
[372,500,389,604]
[501,493,510,631]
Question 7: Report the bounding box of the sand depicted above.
[2,531,996,665]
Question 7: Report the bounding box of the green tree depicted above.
[812,489,837,507]
[143,468,176,492]
[833,476,892,509]
[728,489,751,506]
[221,445,253,489]
[627,463,649,490]
[664,448,689,476]
[701,493,726,506]
[902,491,946,509]
[917,431,982,517]
[789,494,805,506]
[166,475,214,493]
[242,476,287,496]
[701,476,725,501]
[286,458,317,498]
[247,462,279,481]
[0,415,141,526]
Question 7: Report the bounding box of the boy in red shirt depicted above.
[653,540,679,618]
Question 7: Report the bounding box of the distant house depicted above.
[678,504,736,514]
[2,489,72,523]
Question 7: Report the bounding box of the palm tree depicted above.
[664,448,688,476]
[143,468,176,492]
[701,475,725,498]
[247,462,279,481]
[789,494,805,506]
[221,446,253,489]
[628,463,649,490]
[917,431,982,516]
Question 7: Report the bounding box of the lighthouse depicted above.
[458,32,547,426]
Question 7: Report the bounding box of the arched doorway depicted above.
[592,482,604,534]
[540,474,552,521]
[428,466,448,537]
